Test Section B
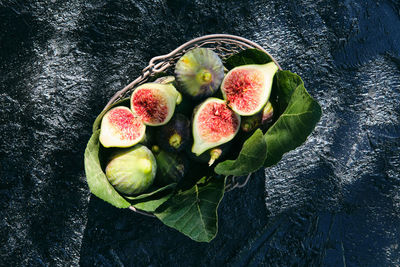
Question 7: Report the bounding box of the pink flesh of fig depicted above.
[198,101,240,143]
[192,98,240,156]
[100,106,145,148]
[131,88,169,125]
[223,67,264,114]
[109,108,143,141]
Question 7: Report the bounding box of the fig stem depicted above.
[202,71,212,83]
[208,148,222,166]
[169,133,182,149]
[151,145,160,154]
[242,123,251,132]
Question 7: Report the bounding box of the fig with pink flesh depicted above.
[99,106,146,148]
[221,62,278,116]
[131,83,181,126]
[175,48,224,100]
[192,98,240,156]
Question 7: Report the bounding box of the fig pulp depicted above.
[105,145,157,195]
[152,146,187,185]
[156,113,191,153]
[192,98,240,156]
[99,106,146,148]
[131,83,181,126]
[175,48,224,100]
[221,62,278,116]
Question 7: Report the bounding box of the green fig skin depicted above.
[105,145,157,196]
[240,101,274,133]
[156,113,191,153]
[152,146,188,185]
[175,48,224,100]
[154,75,177,85]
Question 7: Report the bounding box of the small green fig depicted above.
[175,48,224,100]
[105,145,157,195]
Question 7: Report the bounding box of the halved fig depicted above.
[221,62,278,116]
[192,98,240,156]
[131,83,181,126]
[99,106,146,148]
[175,48,224,100]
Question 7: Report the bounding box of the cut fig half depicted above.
[221,62,278,116]
[192,98,240,156]
[100,106,146,148]
[131,83,181,126]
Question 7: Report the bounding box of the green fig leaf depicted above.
[224,48,273,70]
[154,176,225,243]
[92,97,130,133]
[132,193,174,213]
[126,183,177,212]
[125,183,177,201]
[275,70,304,114]
[84,130,131,208]
[214,129,267,176]
[264,71,322,167]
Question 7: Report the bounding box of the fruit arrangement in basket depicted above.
[84,39,322,242]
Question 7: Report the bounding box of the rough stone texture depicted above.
[1,0,399,266]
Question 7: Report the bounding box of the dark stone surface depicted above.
[1,0,399,266]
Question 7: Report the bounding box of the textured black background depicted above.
[1,0,399,266]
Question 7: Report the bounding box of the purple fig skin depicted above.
[156,113,191,153]
[152,146,188,186]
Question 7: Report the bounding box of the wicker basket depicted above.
[103,34,282,217]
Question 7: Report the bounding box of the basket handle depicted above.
[105,34,281,108]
